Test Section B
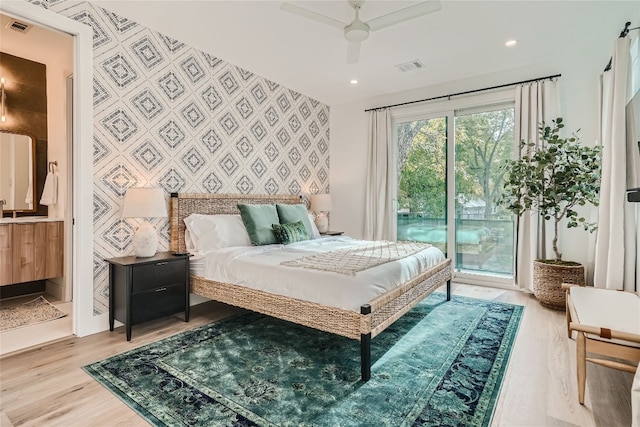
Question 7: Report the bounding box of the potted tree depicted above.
[498,118,601,309]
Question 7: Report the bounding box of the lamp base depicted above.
[133,220,158,257]
[315,212,329,234]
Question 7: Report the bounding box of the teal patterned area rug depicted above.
[84,294,523,427]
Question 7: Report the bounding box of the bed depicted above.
[169,193,452,381]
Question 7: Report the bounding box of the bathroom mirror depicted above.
[0,130,37,213]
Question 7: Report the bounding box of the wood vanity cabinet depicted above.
[0,224,11,285]
[0,221,64,286]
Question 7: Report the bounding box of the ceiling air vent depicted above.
[395,60,425,72]
[6,19,32,33]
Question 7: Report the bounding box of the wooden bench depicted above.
[563,284,640,405]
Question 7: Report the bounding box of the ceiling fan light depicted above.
[344,21,369,42]
[344,26,369,42]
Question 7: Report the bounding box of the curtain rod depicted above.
[364,73,561,112]
[604,21,639,72]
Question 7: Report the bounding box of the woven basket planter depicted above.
[533,260,584,310]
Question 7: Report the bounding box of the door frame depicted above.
[1,1,95,336]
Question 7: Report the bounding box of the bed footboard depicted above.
[191,275,366,340]
[359,261,452,381]
[368,258,452,338]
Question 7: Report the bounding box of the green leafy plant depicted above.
[497,117,602,261]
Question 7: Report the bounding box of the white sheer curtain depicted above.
[364,108,394,240]
[513,79,560,292]
[594,37,638,292]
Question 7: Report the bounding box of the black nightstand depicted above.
[320,230,344,236]
[106,251,190,341]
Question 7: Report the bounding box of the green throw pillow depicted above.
[276,203,314,238]
[272,221,309,244]
[237,203,279,246]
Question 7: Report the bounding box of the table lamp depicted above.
[310,193,332,233]
[122,187,167,257]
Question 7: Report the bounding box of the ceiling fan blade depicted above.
[280,2,347,30]
[346,41,361,64]
[366,0,442,31]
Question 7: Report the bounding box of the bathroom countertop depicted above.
[0,216,63,224]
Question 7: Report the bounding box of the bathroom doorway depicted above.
[0,2,96,355]
[0,12,73,354]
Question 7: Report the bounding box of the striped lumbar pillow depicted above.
[272,221,309,244]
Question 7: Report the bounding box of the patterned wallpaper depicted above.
[29,0,330,314]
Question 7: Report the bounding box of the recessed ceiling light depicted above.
[350,79,358,85]
[505,40,517,47]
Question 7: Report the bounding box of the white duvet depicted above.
[193,236,445,312]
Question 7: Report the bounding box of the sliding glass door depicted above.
[396,105,515,282]
[454,108,515,277]
[396,116,449,255]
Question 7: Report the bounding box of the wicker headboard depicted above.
[169,193,301,253]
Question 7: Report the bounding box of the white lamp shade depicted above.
[310,193,332,212]
[122,188,166,257]
[122,187,167,218]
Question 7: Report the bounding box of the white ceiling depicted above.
[96,1,638,106]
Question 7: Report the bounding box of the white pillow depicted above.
[184,214,251,253]
[208,214,252,249]
[307,213,321,239]
[184,228,197,252]
[183,216,201,251]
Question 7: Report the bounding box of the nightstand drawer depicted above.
[131,283,186,324]
[132,259,186,292]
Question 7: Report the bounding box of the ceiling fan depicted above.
[280,0,442,64]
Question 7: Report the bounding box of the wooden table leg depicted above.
[577,331,586,405]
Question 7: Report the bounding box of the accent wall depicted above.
[27,0,330,314]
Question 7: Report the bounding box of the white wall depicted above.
[330,31,634,274]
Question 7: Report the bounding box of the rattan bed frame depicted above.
[169,193,452,381]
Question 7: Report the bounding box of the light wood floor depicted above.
[0,283,633,427]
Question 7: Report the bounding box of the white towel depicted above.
[25,178,33,205]
[40,172,58,206]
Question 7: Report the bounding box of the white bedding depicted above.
[195,236,445,311]
[189,254,206,277]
